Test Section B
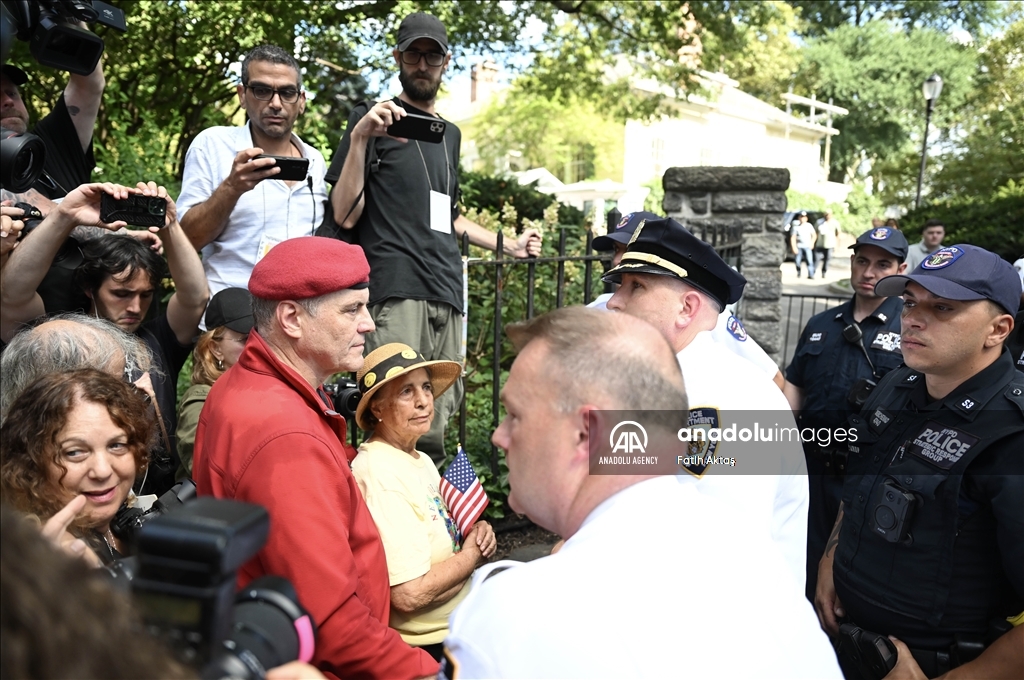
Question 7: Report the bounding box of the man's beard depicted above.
[399,69,441,103]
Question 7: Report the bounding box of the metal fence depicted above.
[778,293,847,368]
[455,210,745,476]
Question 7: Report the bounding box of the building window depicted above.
[559,143,596,184]
[652,137,666,178]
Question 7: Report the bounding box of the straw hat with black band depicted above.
[355,343,462,431]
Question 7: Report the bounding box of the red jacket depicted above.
[193,332,438,680]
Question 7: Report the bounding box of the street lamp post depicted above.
[915,74,943,209]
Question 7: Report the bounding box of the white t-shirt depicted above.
[794,221,817,248]
[677,331,809,590]
[444,476,841,679]
[590,294,780,378]
[176,123,328,298]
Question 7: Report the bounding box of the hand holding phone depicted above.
[100,193,168,228]
[254,155,310,181]
[387,113,447,144]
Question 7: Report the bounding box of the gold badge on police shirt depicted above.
[627,219,646,246]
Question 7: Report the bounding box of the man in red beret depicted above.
[193,237,438,680]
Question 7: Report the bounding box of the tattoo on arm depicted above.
[825,503,844,558]
[67,105,81,116]
[70,225,110,241]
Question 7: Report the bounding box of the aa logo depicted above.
[610,421,648,454]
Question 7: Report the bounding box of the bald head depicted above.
[507,306,686,418]
[0,314,152,423]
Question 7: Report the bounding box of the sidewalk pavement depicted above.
[781,230,855,297]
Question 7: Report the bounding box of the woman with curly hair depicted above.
[175,288,253,480]
[0,368,154,564]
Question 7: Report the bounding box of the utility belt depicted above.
[836,622,995,680]
[807,444,849,478]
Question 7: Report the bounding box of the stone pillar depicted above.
[662,166,790,365]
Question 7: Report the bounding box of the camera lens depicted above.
[148,201,166,215]
[874,506,896,530]
[885,491,894,502]
[0,129,46,193]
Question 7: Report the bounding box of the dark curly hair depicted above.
[0,369,154,530]
[0,504,193,679]
[75,234,166,299]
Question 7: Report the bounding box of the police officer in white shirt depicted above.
[603,215,809,590]
[590,210,784,388]
[442,308,840,679]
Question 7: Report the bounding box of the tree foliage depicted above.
[701,0,804,105]
[796,22,976,189]
[929,13,1024,200]
[788,0,1001,37]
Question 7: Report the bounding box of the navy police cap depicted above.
[875,244,1020,316]
[603,216,746,308]
[849,226,909,261]
[593,211,662,252]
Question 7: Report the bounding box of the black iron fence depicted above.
[778,293,847,368]
[454,210,745,479]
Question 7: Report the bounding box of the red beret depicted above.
[248,237,370,300]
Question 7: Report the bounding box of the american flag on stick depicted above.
[440,445,489,537]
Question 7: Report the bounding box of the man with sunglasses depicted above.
[326,12,541,465]
[177,44,328,303]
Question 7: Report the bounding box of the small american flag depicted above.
[440,445,489,536]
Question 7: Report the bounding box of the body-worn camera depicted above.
[322,379,360,420]
[836,623,898,680]
[848,378,878,408]
[2,0,127,75]
[869,478,916,543]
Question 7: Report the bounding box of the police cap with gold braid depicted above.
[602,216,746,308]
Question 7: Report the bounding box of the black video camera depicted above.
[110,478,198,551]
[0,126,46,192]
[2,0,127,75]
[125,496,316,680]
[322,378,361,420]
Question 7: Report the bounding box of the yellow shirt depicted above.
[352,440,470,645]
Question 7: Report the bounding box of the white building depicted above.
[439,63,850,212]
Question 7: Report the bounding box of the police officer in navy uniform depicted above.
[815,245,1024,679]
[784,226,909,600]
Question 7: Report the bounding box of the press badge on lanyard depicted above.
[430,190,451,234]
[256,233,282,263]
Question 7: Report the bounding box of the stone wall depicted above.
[662,166,790,365]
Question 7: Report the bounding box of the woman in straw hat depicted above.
[352,343,496,660]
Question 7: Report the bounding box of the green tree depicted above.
[796,22,976,193]
[788,1,1000,37]
[702,0,804,105]
[470,88,624,184]
[929,12,1024,199]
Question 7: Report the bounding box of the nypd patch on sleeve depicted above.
[726,315,748,342]
[679,407,721,478]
